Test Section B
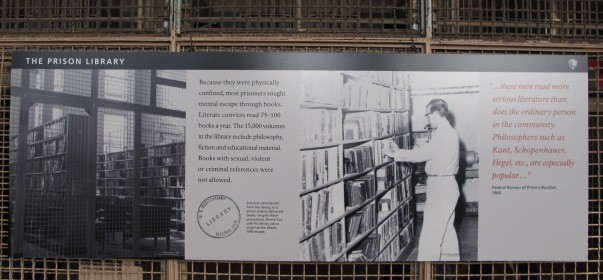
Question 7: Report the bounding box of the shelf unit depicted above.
[97,150,134,197]
[95,141,185,232]
[140,141,185,231]
[299,71,416,262]
[21,114,91,256]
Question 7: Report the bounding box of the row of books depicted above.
[342,71,408,88]
[300,71,409,107]
[376,218,415,261]
[343,145,374,175]
[400,221,415,251]
[142,156,184,167]
[401,177,412,202]
[343,82,407,110]
[141,177,185,188]
[27,119,67,143]
[300,182,345,235]
[142,142,185,157]
[300,108,342,147]
[299,220,346,261]
[347,233,379,261]
[98,150,134,162]
[373,139,394,166]
[97,178,133,187]
[393,134,412,150]
[98,160,134,171]
[97,187,133,197]
[39,137,65,156]
[344,175,376,208]
[378,188,397,215]
[27,144,65,158]
[343,112,374,141]
[377,112,409,136]
[401,199,413,226]
[27,173,66,191]
[301,71,345,106]
[378,211,400,251]
[375,235,401,262]
[301,146,340,191]
[346,203,376,242]
[376,163,395,191]
[141,187,184,199]
[395,161,412,183]
[100,170,134,179]
[27,157,64,174]
[141,166,184,177]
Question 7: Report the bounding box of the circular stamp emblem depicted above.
[197,195,240,238]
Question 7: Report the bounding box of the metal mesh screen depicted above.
[0,0,169,33]
[0,1,601,275]
[431,0,603,41]
[181,262,419,279]
[429,47,603,280]
[178,42,424,53]
[181,0,423,36]
[0,47,170,279]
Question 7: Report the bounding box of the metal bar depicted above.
[11,87,185,119]
[150,70,157,107]
[12,68,31,257]
[133,110,142,255]
[85,70,100,256]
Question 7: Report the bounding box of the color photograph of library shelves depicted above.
[9,69,186,258]
[299,71,479,261]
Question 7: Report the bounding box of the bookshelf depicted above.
[140,141,185,231]
[299,71,416,262]
[97,150,134,197]
[95,141,185,243]
[21,114,91,256]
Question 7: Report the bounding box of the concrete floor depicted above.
[404,216,478,261]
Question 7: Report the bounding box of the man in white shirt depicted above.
[384,99,460,261]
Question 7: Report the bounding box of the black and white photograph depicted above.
[298,71,479,261]
[9,69,186,258]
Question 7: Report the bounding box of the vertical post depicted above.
[170,0,181,51]
[86,70,100,256]
[133,111,142,255]
[166,259,180,280]
[426,0,433,38]
[420,262,432,280]
[138,0,144,29]
[424,0,433,53]
[150,70,157,107]
[13,69,32,257]
[13,97,30,257]
[550,0,559,36]
[296,0,302,31]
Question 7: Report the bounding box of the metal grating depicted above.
[431,0,603,41]
[181,0,423,36]
[429,47,603,280]
[0,0,169,33]
[178,42,424,53]
[181,262,419,279]
[0,19,598,279]
[0,47,170,279]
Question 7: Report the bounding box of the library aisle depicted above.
[9,69,187,258]
[298,71,416,262]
